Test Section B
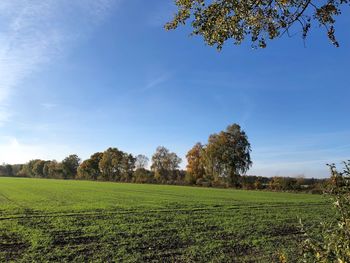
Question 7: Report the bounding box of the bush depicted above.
[301,161,350,262]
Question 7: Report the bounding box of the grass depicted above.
[0,177,332,262]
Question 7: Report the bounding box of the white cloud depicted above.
[0,0,119,125]
[0,136,71,164]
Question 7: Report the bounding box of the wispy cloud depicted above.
[143,73,172,91]
[0,0,119,125]
[144,73,170,90]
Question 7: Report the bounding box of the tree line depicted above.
[0,124,326,192]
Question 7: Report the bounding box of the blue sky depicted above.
[0,0,349,178]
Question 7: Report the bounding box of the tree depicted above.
[43,161,52,178]
[151,146,182,183]
[269,176,285,190]
[5,164,13,176]
[120,153,136,182]
[0,164,13,177]
[46,161,65,179]
[77,152,103,180]
[254,176,264,190]
[133,168,155,184]
[13,164,23,176]
[98,148,135,182]
[203,124,252,186]
[99,148,125,181]
[18,159,42,177]
[62,154,81,179]
[166,0,349,49]
[135,154,149,170]
[186,143,206,184]
[32,160,46,178]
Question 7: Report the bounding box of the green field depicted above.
[0,177,332,262]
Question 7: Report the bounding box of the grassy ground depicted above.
[0,177,332,262]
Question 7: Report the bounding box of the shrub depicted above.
[301,161,350,262]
